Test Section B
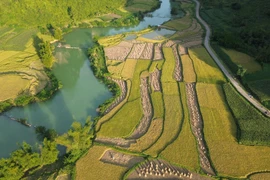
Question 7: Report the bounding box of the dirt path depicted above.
[185,83,215,176]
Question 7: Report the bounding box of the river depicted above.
[0,0,173,158]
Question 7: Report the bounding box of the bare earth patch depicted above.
[104,41,133,61]
[100,149,144,168]
[153,43,163,60]
[140,43,154,60]
[128,43,146,59]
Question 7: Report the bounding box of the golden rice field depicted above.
[129,118,163,152]
[107,60,125,77]
[121,59,137,79]
[95,80,131,132]
[196,83,270,178]
[145,95,183,157]
[189,47,226,83]
[98,34,125,47]
[220,47,261,73]
[161,48,176,82]
[162,82,179,95]
[128,60,151,101]
[249,173,270,180]
[76,145,127,180]
[148,60,164,72]
[151,91,164,119]
[0,74,29,101]
[160,83,199,172]
[181,54,196,82]
[97,98,142,138]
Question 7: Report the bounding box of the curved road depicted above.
[194,0,270,117]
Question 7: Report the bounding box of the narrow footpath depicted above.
[194,0,270,117]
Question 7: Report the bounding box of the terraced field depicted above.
[77,0,270,179]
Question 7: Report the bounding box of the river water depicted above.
[0,0,172,158]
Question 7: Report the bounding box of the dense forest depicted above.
[0,0,126,27]
[200,0,270,63]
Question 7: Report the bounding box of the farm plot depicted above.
[98,34,125,47]
[140,43,154,60]
[95,80,131,132]
[121,59,137,79]
[76,146,128,180]
[107,60,125,77]
[153,43,163,60]
[160,83,199,172]
[145,93,183,157]
[180,54,196,82]
[161,47,176,82]
[148,60,164,72]
[127,43,146,59]
[128,60,151,101]
[0,74,30,101]
[151,91,164,119]
[128,77,153,139]
[104,41,133,61]
[97,98,143,138]
[128,118,163,152]
[196,83,270,177]
[189,47,226,83]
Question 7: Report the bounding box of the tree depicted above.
[38,39,54,68]
[53,28,63,40]
[40,138,59,165]
[56,117,94,152]
[237,65,247,78]
[35,126,58,141]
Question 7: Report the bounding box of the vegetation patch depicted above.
[223,83,270,146]
[189,47,226,83]
[107,60,125,77]
[197,83,270,177]
[248,79,270,102]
